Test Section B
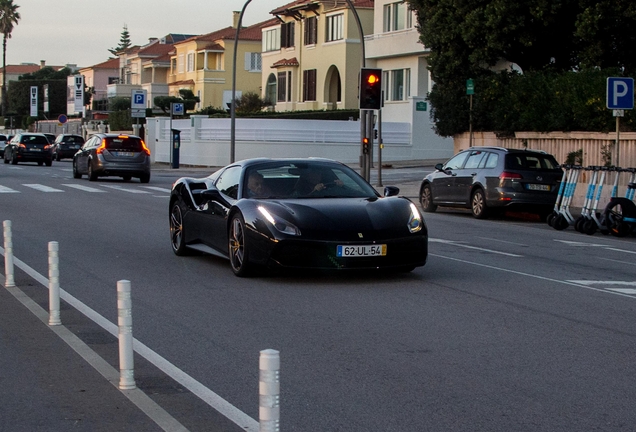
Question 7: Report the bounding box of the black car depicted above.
[0,134,7,157]
[73,133,151,183]
[169,158,428,276]
[43,133,56,144]
[52,134,85,161]
[419,147,562,219]
[3,133,53,166]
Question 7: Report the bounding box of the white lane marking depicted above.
[598,257,636,267]
[430,238,523,257]
[603,247,636,255]
[23,184,64,192]
[567,280,636,286]
[477,236,528,247]
[0,246,258,431]
[608,289,636,294]
[554,240,609,247]
[62,184,107,193]
[2,283,189,432]
[555,240,636,255]
[431,253,636,300]
[142,186,172,193]
[0,185,19,193]
[100,185,151,194]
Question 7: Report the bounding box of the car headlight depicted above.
[407,202,423,233]
[258,206,301,236]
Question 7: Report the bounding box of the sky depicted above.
[7,0,284,68]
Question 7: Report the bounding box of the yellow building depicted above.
[262,0,374,111]
[169,14,279,111]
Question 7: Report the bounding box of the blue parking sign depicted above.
[606,77,634,109]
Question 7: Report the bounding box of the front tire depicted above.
[229,213,252,277]
[170,201,190,255]
[420,184,437,212]
[471,188,488,219]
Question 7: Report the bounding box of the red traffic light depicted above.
[359,68,383,110]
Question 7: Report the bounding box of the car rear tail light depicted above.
[141,140,151,156]
[96,138,107,154]
[499,172,523,180]
[44,145,51,150]
[18,143,26,149]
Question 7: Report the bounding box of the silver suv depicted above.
[72,133,151,183]
[419,147,562,219]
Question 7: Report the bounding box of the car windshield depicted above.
[505,153,560,170]
[242,161,378,199]
[63,136,84,144]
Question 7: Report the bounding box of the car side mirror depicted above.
[384,186,400,197]
[201,189,221,201]
[435,163,444,171]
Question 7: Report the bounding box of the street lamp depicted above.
[230,0,253,164]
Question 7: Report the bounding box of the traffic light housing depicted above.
[359,68,382,110]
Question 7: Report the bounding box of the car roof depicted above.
[466,146,548,155]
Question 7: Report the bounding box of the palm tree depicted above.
[0,0,20,117]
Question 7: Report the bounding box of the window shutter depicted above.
[244,52,251,70]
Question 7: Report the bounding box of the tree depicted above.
[109,24,132,56]
[153,89,200,114]
[0,0,20,117]
[234,91,271,114]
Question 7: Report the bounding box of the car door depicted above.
[75,136,96,173]
[197,166,241,253]
[452,150,487,204]
[430,151,470,203]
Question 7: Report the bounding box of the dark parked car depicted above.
[43,133,56,144]
[52,134,85,161]
[0,134,7,157]
[419,147,562,219]
[3,133,53,166]
[73,133,151,183]
[169,158,428,276]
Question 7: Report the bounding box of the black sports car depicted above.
[169,158,428,276]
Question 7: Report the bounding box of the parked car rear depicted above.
[73,133,151,183]
[3,133,53,166]
[52,134,85,161]
[0,134,7,157]
[419,147,562,219]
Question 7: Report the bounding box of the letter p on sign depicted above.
[607,77,634,110]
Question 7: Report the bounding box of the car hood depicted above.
[254,197,418,240]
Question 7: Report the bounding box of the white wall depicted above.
[146,116,452,167]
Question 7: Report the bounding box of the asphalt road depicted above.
[1,160,636,431]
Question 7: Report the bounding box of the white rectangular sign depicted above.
[74,75,84,114]
[30,86,38,117]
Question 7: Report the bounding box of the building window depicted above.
[278,72,291,102]
[383,69,411,101]
[178,54,185,73]
[263,28,281,52]
[187,52,195,72]
[245,52,262,72]
[281,22,295,48]
[304,16,317,45]
[303,69,317,101]
[383,2,411,32]
[326,14,344,42]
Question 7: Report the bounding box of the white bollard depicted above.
[3,220,15,287]
[117,280,136,390]
[48,241,61,325]
[259,349,280,432]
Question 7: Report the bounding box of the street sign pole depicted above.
[606,77,634,167]
[467,79,474,148]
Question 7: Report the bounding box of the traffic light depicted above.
[359,68,382,110]
[362,137,370,154]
